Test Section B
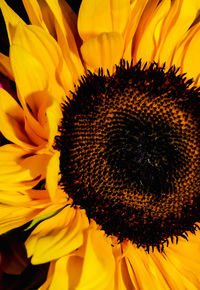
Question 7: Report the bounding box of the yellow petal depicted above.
[46,98,62,148]
[0,203,40,235]
[151,246,199,289]
[0,53,13,80]
[39,255,83,290]
[12,23,70,100]
[133,0,171,63]
[112,244,135,290]
[163,230,200,287]
[0,190,34,206]
[81,32,124,73]
[181,26,200,85]
[10,45,52,146]
[46,151,60,201]
[22,0,47,28]
[155,0,200,65]
[10,44,48,105]
[0,144,50,191]
[77,225,115,290]
[0,88,35,148]
[25,206,89,264]
[78,0,130,41]
[44,0,84,83]
[123,0,149,61]
[110,0,131,35]
[0,0,24,44]
[126,246,168,289]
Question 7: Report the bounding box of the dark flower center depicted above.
[56,61,200,252]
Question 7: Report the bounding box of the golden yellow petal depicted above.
[123,0,149,61]
[46,99,62,148]
[12,23,70,100]
[39,255,84,290]
[10,45,51,145]
[78,0,130,42]
[10,43,62,147]
[126,246,169,289]
[43,256,71,290]
[22,0,47,28]
[112,243,136,289]
[151,249,199,289]
[46,151,60,201]
[110,0,131,35]
[0,0,24,44]
[171,23,200,84]
[0,190,34,206]
[181,27,200,85]
[0,203,40,235]
[81,32,124,73]
[10,44,47,105]
[25,206,89,264]
[0,88,34,148]
[44,0,84,83]
[76,226,115,290]
[132,0,171,64]
[163,230,200,287]
[155,0,200,65]
[0,144,50,191]
[0,53,13,80]
[78,0,112,41]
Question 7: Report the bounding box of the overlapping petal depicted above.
[78,0,130,42]
[0,88,34,149]
[81,32,124,73]
[123,0,149,61]
[0,144,50,191]
[22,0,49,29]
[25,205,89,264]
[0,43,62,151]
[132,0,171,64]
[39,224,115,290]
[155,0,200,65]
[11,24,72,99]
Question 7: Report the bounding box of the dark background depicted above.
[0,0,82,55]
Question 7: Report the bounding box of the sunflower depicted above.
[0,0,200,289]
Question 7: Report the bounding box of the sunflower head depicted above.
[56,60,200,251]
